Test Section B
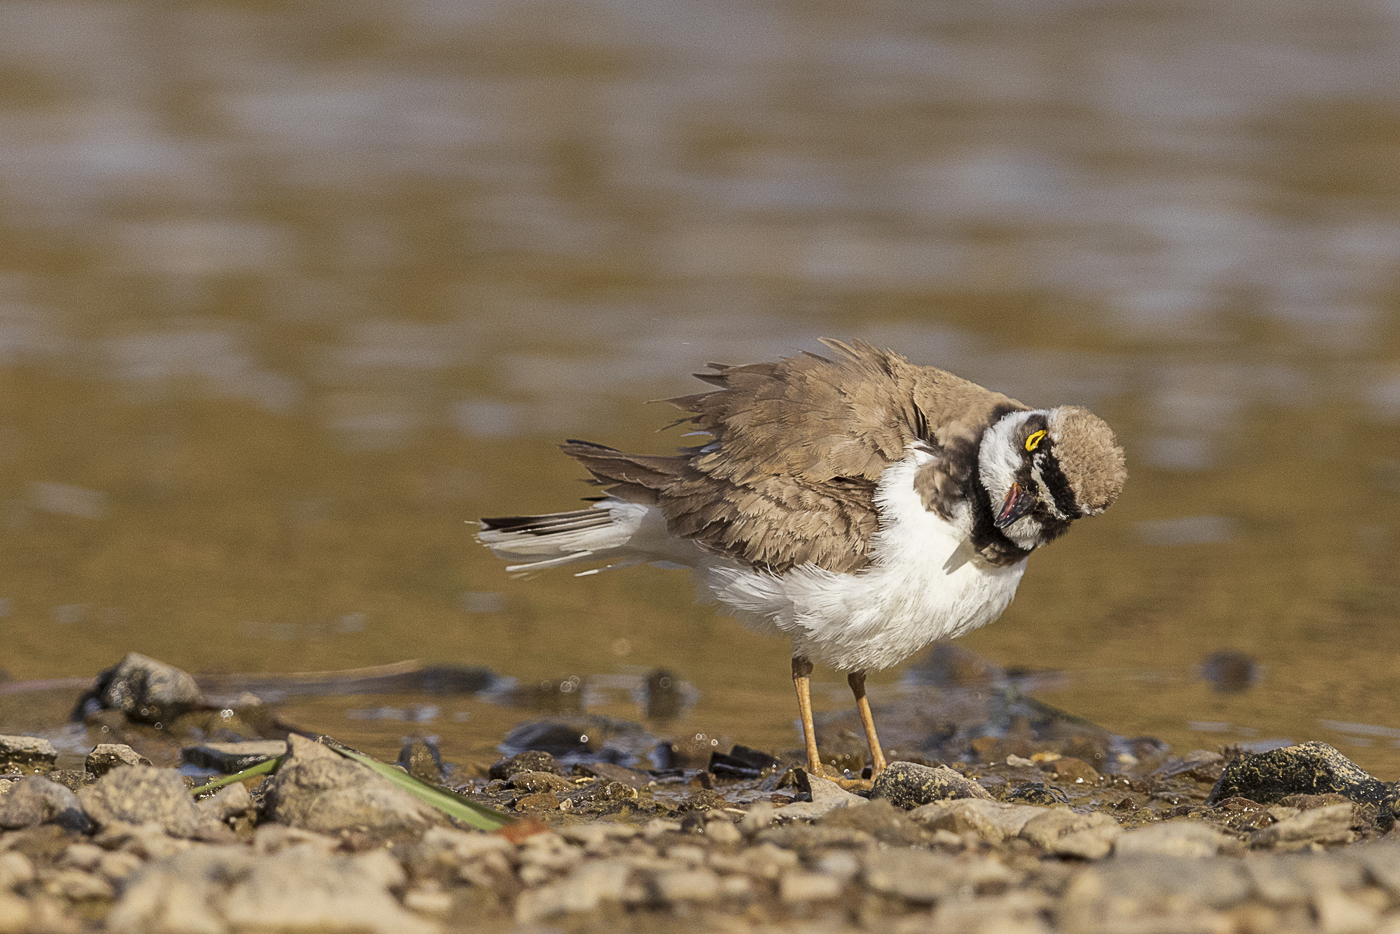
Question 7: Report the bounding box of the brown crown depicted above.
[1048,406,1127,515]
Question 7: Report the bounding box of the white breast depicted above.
[698,449,1027,672]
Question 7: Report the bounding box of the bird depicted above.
[478,339,1126,781]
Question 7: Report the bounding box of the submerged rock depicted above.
[182,741,287,773]
[1207,742,1389,806]
[398,739,446,784]
[84,653,203,725]
[871,761,992,808]
[0,776,90,833]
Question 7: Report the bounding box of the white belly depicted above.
[697,451,1027,671]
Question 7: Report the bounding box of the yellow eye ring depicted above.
[1025,429,1047,452]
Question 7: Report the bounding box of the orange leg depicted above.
[791,655,827,778]
[848,669,888,777]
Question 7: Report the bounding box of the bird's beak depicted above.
[994,482,1035,528]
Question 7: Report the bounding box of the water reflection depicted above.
[0,0,1399,773]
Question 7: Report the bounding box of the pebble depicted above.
[77,765,227,840]
[88,652,203,725]
[1114,820,1233,858]
[0,777,90,833]
[778,871,842,903]
[776,774,869,820]
[1251,803,1356,849]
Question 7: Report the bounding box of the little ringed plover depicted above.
[480,339,1126,780]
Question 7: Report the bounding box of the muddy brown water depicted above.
[4,0,1400,777]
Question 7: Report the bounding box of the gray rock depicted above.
[515,858,635,923]
[1114,820,1234,858]
[0,735,57,772]
[909,798,1049,844]
[85,744,152,777]
[871,761,992,809]
[92,653,203,725]
[1060,856,1252,932]
[181,741,287,773]
[862,849,959,902]
[108,843,438,934]
[259,733,445,834]
[1250,802,1355,848]
[197,782,255,823]
[1020,808,1121,858]
[0,776,90,833]
[1207,741,1388,806]
[77,765,229,840]
[776,774,869,821]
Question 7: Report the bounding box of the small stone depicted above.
[0,735,57,772]
[0,851,35,889]
[1047,756,1100,786]
[180,741,286,773]
[507,771,574,794]
[1313,889,1381,934]
[571,761,651,789]
[1114,821,1233,858]
[1208,742,1387,806]
[488,750,563,780]
[78,766,227,840]
[1251,802,1355,848]
[776,774,869,820]
[863,849,957,902]
[45,868,114,901]
[85,744,151,778]
[778,871,842,903]
[704,819,742,845]
[872,761,991,809]
[654,867,720,902]
[0,776,90,833]
[89,653,202,725]
[514,791,560,812]
[739,802,775,834]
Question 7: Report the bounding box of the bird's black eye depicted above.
[1024,429,1046,452]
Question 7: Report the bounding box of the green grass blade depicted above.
[321,737,514,831]
[189,756,283,796]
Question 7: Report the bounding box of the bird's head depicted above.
[977,406,1126,551]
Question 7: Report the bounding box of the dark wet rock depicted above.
[259,734,445,834]
[507,770,574,794]
[0,776,90,833]
[872,761,992,809]
[1251,802,1355,848]
[1200,649,1263,693]
[0,735,57,772]
[499,716,658,765]
[1153,749,1225,782]
[709,744,781,779]
[108,841,436,934]
[642,668,686,721]
[82,653,203,725]
[85,743,152,777]
[1007,781,1070,805]
[570,761,650,789]
[501,721,593,758]
[77,765,229,840]
[397,738,445,784]
[1207,741,1389,806]
[181,740,286,773]
[489,750,563,780]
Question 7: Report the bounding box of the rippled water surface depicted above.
[5,0,1400,774]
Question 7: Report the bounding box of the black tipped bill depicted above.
[994,482,1035,528]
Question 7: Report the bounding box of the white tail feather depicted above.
[478,500,695,576]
